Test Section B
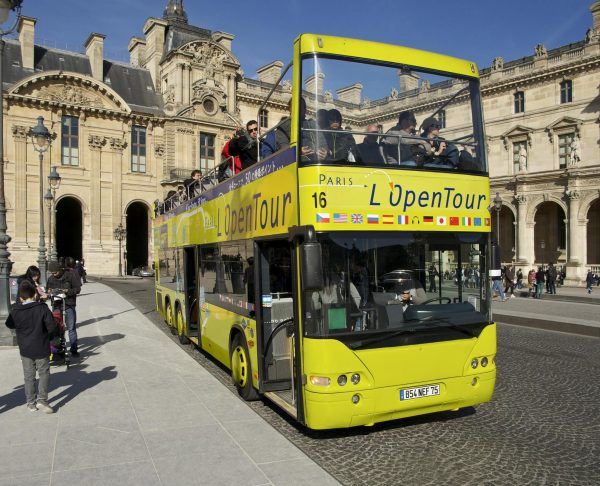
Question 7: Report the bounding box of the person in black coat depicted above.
[229,120,259,170]
[5,280,57,413]
[324,109,357,162]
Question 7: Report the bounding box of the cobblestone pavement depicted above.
[97,277,600,486]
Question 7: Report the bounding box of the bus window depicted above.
[303,232,489,342]
[300,55,485,173]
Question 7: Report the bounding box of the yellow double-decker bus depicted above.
[153,34,496,430]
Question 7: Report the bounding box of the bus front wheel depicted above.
[176,306,189,345]
[230,334,259,401]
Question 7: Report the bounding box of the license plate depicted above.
[400,384,440,401]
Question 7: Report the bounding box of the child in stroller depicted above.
[47,263,70,367]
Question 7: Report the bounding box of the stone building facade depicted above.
[3,0,600,282]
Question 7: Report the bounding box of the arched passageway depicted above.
[126,202,150,274]
[55,196,83,261]
[491,206,515,263]
[587,199,600,265]
[534,202,566,264]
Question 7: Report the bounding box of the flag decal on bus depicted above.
[423,216,434,224]
[450,216,460,226]
[351,214,363,224]
[316,213,330,223]
[367,214,379,224]
[473,217,482,226]
[333,213,348,223]
[382,214,394,224]
[462,217,471,226]
[436,216,447,226]
[398,215,408,224]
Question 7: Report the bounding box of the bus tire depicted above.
[165,301,176,335]
[176,306,189,345]
[230,334,259,401]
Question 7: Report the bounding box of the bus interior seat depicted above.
[370,292,404,329]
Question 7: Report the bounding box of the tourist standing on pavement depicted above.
[491,273,507,302]
[504,264,515,298]
[527,268,536,297]
[516,268,523,289]
[62,257,82,357]
[5,280,57,413]
[546,263,557,294]
[535,266,545,299]
[586,270,594,294]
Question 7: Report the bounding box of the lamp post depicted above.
[0,0,23,346]
[47,166,61,263]
[29,116,53,286]
[114,223,126,277]
[44,187,53,264]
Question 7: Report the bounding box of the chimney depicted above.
[398,69,420,92]
[128,37,146,67]
[592,1,600,31]
[85,33,106,82]
[17,16,36,70]
[304,72,325,95]
[336,83,363,104]
[212,31,234,52]
[256,60,283,84]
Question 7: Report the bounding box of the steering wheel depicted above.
[420,297,451,305]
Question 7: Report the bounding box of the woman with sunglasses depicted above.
[420,117,459,169]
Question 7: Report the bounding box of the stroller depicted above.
[49,291,70,369]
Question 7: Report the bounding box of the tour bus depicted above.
[153,34,496,430]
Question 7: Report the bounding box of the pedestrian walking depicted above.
[527,269,536,297]
[535,266,545,299]
[586,270,594,294]
[491,273,507,302]
[504,264,515,298]
[5,280,57,413]
[546,263,557,294]
[428,264,438,292]
[62,257,82,357]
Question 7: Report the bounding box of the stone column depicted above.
[176,63,183,105]
[515,195,531,265]
[109,137,126,231]
[565,190,583,285]
[227,73,235,114]
[183,64,191,105]
[11,125,28,246]
[88,135,105,246]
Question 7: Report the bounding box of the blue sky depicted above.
[19,0,594,79]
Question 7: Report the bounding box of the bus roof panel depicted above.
[297,34,479,79]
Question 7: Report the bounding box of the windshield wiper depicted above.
[348,328,417,350]
[415,316,478,338]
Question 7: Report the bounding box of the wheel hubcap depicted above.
[232,346,247,387]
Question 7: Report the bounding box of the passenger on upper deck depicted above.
[420,117,459,169]
[356,124,385,165]
[260,98,327,161]
[380,111,426,166]
[324,109,357,162]
[184,169,203,198]
[229,121,259,170]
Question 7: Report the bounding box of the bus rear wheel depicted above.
[165,301,176,335]
[230,334,259,401]
[176,307,189,344]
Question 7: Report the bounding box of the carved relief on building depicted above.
[514,194,527,206]
[109,137,127,152]
[41,84,103,108]
[11,125,28,141]
[180,41,238,79]
[154,144,165,158]
[88,134,107,150]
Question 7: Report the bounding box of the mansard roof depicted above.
[162,22,212,60]
[2,39,163,116]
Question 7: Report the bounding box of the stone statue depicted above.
[535,43,547,57]
[492,56,504,71]
[569,136,581,166]
[324,90,333,102]
[390,86,398,99]
[518,145,527,172]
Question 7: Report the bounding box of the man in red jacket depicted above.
[5,280,57,413]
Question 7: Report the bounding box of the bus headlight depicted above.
[351,373,360,385]
[471,358,478,369]
[337,375,348,386]
[310,376,330,386]
[481,357,488,367]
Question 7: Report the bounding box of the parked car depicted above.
[132,266,155,277]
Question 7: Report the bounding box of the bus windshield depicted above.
[299,55,486,173]
[303,232,490,342]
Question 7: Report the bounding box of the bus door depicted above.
[183,246,199,342]
[255,239,297,407]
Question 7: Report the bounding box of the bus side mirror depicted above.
[301,242,324,290]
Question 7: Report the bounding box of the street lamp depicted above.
[47,166,61,263]
[114,223,126,277]
[29,116,53,286]
[0,0,23,346]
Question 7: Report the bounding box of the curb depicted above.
[495,313,600,338]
